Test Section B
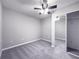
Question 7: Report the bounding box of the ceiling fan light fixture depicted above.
[39,8,49,15]
[39,9,44,14]
[34,0,57,15]
[44,8,49,14]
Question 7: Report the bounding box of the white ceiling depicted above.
[2,0,79,19]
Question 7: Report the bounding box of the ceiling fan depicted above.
[34,0,57,15]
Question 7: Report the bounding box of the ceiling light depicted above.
[38,8,49,15]
[39,9,44,14]
[44,8,49,14]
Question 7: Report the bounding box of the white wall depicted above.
[55,15,66,40]
[2,7,40,49]
[41,17,51,42]
[0,0,2,57]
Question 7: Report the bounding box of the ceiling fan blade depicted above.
[42,4,45,9]
[48,5,57,9]
[34,8,41,10]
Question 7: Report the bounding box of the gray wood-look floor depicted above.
[1,40,79,59]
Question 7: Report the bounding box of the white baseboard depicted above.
[56,38,66,41]
[41,38,55,47]
[40,38,56,47]
[2,39,40,51]
[41,38,51,42]
[67,52,79,58]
